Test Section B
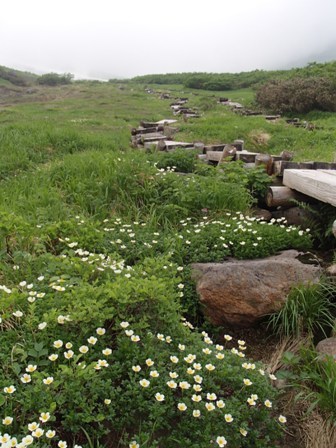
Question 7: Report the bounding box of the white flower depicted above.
[179,381,191,390]
[39,412,50,422]
[53,340,63,348]
[102,348,112,356]
[278,415,287,423]
[20,374,32,383]
[43,376,54,385]
[13,310,23,318]
[79,345,89,354]
[4,385,16,394]
[139,379,150,388]
[177,403,187,411]
[22,435,34,445]
[46,430,56,439]
[64,350,74,359]
[216,436,227,447]
[155,392,165,402]
[32,428,44,438]
[87,336,98,345]
[28,422,39,431]
[96,327,106,335]
[2,416,13,425]
[205,363,215,371]
[129,442,139,448]
[26,364,37,373]
[38,322,47,330]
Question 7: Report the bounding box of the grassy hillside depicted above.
[0,80,335,448]
[130,61,336,91]
[0,65,38,86]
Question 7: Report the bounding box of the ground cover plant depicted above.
[0,77,334,447]
[0,214,307,447]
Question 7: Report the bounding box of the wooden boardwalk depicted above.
[283,169,336,206]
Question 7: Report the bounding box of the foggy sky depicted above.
[1,0,336,79]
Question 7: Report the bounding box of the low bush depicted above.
[256,77,336,114]
[0,246,285,448]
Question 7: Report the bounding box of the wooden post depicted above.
[255,154,273,175]
[218,145,236,164]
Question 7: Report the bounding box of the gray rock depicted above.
[316,337,336,360]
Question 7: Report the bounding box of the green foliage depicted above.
[256,77,336,114]
[151,149,198,173]
[268,281,336,338]
[0,76,333,447]
[0,258,282,448]
[131,61,336,92]
[37,72,74,86]
[0,65,38,86]
[283,347,336,419]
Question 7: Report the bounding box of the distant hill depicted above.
[0,65,38,87]
[131,60,336,92]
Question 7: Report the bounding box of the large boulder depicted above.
[192,250,321,328]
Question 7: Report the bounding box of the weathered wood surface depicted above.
[273,161,314,176]
[141,135,167,143]
[313,162,336,170]
[255,154,273,175]
[283,169,336,207]
[156,119,177,125]
[206,151,225,162]
[236,151,259,163]
[265,186,307,208]
[164,141,195,150]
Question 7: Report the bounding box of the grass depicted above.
[0,79,335,447]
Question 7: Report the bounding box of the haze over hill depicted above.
[1,0,336,80]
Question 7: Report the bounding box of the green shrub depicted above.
[256,77,336,114]
[37,73,73,86]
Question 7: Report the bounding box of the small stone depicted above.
[326,264,336,276]
[316,337,336,361]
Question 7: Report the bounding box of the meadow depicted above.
[0,80,335,448]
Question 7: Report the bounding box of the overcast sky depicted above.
[1,0,336,79]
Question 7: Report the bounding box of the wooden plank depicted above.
[320,169,336,177]
[273,161,314,176]
[206,151,224,162]
[155,119,177,125]
[142,135,167,143]
[313,162,336,170]
[164,141,195,150]
[236,151,259,163]
[283,169,336,206]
